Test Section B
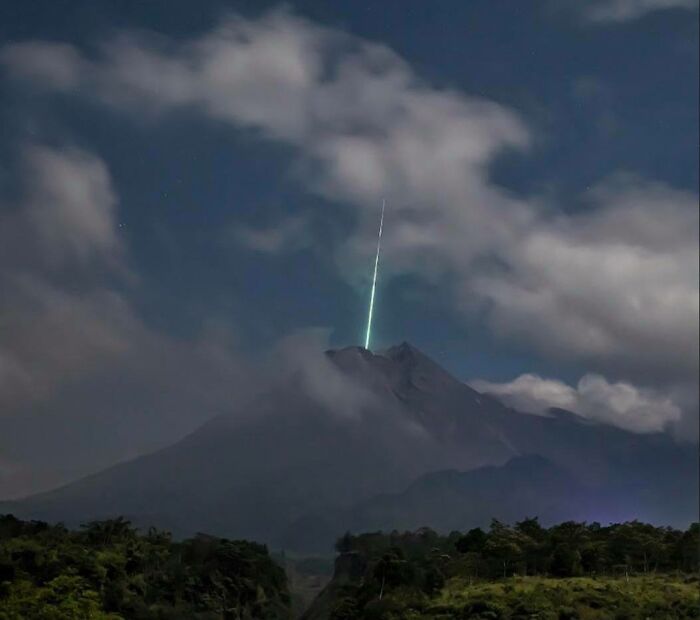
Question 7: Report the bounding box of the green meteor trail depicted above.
[364,199,385,350]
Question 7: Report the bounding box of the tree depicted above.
[455,527,487,554]
[329,595,361,619]
[336,531,354,554]
[0,515,291,619]
[550,543,582,577]
[608,521,667,573]
[515,517,547,574]
[676,522,700,573]
[484,520,531,578]
[372,548,414,598]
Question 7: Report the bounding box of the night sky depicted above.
[0,0,697,498]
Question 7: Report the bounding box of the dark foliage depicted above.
[0,514,290,619]
[305,520,700,619]
[340,519,700,581]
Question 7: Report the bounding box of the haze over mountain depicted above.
[3,343,696,553]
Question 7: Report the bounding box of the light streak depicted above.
[364,199,385,350]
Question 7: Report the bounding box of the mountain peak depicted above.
[382,341,423,363]
[326,342,420,359]
[325,344,371,356]
[325,341,461,392]
[324,345,374,365]
[384,340,416,354]
[379,342,458,385]
[325,342,425,366]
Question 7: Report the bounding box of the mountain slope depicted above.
[344,454,590,533]
[2,343,696,552]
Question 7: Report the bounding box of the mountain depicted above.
[1,343,696,552]
[343,454,591,533]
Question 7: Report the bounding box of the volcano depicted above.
[2,343,696,552]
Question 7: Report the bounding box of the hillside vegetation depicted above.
[2,514,697,619]
[304,520,700,619]
[0,514,290,619]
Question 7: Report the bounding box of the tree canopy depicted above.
[303,519,700,619]
[0,514,290,619]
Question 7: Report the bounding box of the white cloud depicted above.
[471,177,699,384]
[582,0,699,22]
[471,373,682,433]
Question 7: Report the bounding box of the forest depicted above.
[1,514,698,619]
[0,514,289,619]
[304,519,700,619]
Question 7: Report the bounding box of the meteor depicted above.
[364,198,385,350]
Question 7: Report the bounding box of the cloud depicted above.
[0,9,531,282]
[581,0,699,22]
[471,176,699,384]
[1,10,697,437]
[269,328,379,419]
[0,145,134,405]
[471,373,682,433]
[0,145,257,496]
[0,145,123,272]
[0,277,140,405]
[0,42,86,90]
[232,214,311,254]
[23,146,122,264]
